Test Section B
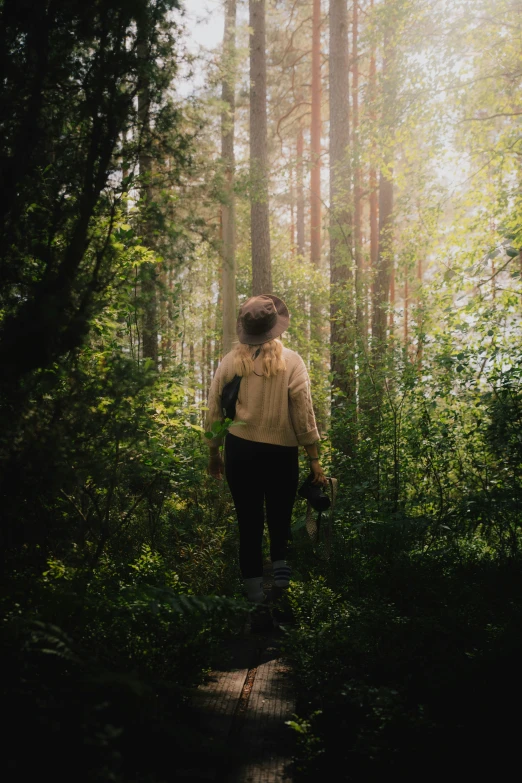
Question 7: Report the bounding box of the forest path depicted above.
[179,564,295,782]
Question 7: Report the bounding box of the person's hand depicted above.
[208,452,224,480]
[310,460,328,487]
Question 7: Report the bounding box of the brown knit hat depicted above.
[236,294,290,345]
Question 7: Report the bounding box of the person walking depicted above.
[204,294,327,614]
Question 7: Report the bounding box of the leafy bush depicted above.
[2,545,249,782]
[284,542,522,779]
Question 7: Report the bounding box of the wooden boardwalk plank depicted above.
[182,634,294,781]
[179,662,249,780]
[182,561,295,781]
[226,656,294,782]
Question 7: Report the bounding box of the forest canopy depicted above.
[0,0,521,780]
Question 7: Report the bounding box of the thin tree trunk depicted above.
[296,127,305,258]
[222,0,237,354]
[159,263,168,370]
[369,0,378,323]
[201,337,206,406]
[371,29,395,357]
[290,162,296,256]
[310,0,322,267]
[189,341,195,404]
[372,170,394,348]
[404,273,408,345]
[353,0,364,343]
[310,0,326,433]
[416,255,423,367]
[206,329,212,399]
[329,0,352,395]
[250,0,272,295]
[137,30,158,368]
[214,291,221,373]
[206,278,212,395]
[296,127,309,354]
[329,0,354,450]
[389,259,395,332]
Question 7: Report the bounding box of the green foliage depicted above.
[2,0,522,780]
[2,557,248,782]
[284,544,522,779]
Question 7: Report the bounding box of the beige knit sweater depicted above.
[204,347,320,447]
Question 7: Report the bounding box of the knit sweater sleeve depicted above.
[204,360,224,447]
[288,355,321,446]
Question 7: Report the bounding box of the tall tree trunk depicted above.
[250,0,272,295]
[189,341,195,405]
[369,0,378,323]
[206,270,212,396]
[310,0,326,433]
[290,162,296,256]
[403,273,408,345]
[329,0,352,394]
[371,29,395,357]
[201,336,206,406]
[159,263,168,370]
[329,0,354,451]
[416,255,423,367]
[296,127,305,258]
[310,0,322,267]
[372,170,394,349]
[389,258,395,332]
[137,30,158,368]
[353,0,364,343]
[221,0,237,354]
[296,127,309,356]
[214,291,221,373]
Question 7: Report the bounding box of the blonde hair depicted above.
[232,338,286,378]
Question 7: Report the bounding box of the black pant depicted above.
[224,432,299,578]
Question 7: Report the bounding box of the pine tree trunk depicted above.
[371,29,395,357]
[353,0,364,344]
[222,0,237,354]
[250,0,272,295]
[309,0,326,433]
[369,0,378,323]
[329,0,352,396]
[310,0,322,268]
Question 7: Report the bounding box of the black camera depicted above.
[298,472,331,512]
